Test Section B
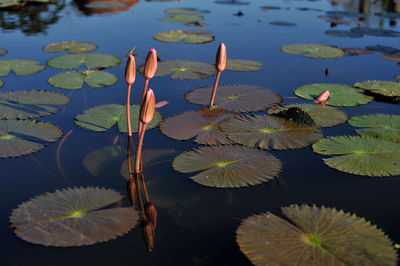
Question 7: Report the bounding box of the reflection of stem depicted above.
[141,173,150,202]
[209,71,221,108]
[56,129,73,185]
[126,84,132,136]
[135,173,145,214]
[134,124,147,174]
[127,136,133,174]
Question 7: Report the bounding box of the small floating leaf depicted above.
[10,187,139,247]
[0,0,19,8]
[325,29,363,38]
[343,48,373,55]
[164,8,209,15]
[0,80,3,88]
[0,48,7,56]
[185,84,282,112]
[269,21,296,26]
[43,41,97,54]
[237,204,398,266]
[215,0,249,5]
[381,54,400,61]
[48,70,117,89]
[159,14,204,23]
[0,59,45,76]
[326,10,366,18]
[281,43,345,59]
[351,27,400,37]
[47,53,121,69]
[173,145,281,188]
[85,2,127,9]
[225,59,263,71]
[154,29,214,44]
[354,80,400,97]
[366,45,400,54]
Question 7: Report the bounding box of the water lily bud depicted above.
[140,89,155,125]
[125,54,136,85]
[144,202,157,229]
[126,177,137,206]
[314,90,330,105]
[216,43,226,72]
[141,220,155,252]
[143,48,158,79]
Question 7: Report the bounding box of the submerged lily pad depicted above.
[159,9,206,24]
[268,103,348,127]
[343,48,373,55]
[313,136,400,176]
[0,59,45,76]
[354,80,400,97]
[325,29,363,38]
[138,60,216,80]
[74,104,162,133]
[0,48,7,56]
[154,30,214,44]
[0,90,70,119]
[10,187,139,247]
[220,114,322,150]
[225,59,262,71]
[237,204,398,266]
[185,84,282,112]
[47,53,121,69]
[349,114,400,143]
[43,41,97,54]
[366,45,400,54]
[295,83,373,106]
[160,107,236,145]
[281,43,345,59]
[351,27,400,37]
[173,145,281,188]
[269,21,296,26]
[48,70,117,89]
[0,120,62,158]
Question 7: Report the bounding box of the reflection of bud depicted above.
[216,43,227,72]
[140,89,155,125]
[145,202,157,229]
[144,48,158,79]
[126,178,137,206]
[141,220,155,252]
[125,54,136,85]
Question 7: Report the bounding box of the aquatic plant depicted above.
[314,90,330,105]
[209,43,226,108]
[125,53,136,136]
[43,41,97,54]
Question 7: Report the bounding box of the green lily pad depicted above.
[43,41,97,54]
[138,60,216,80]
[0,120,62,158]
[0,90,70,119]
[0,0,19,8]
[225,59,263,71]
[0,59,45,76]
[159,14,205,23]
[48,70,117,89]
[160,107,237,145]
[185,84,282,112]
[313,135,400,176]
[74,104,162,133]
[349,114,400,143]
[173,145,282,188]
[220,114,322,150]
[295,83,373,106]
[47,53,121,69]
[154,30,214,44]
[164,7,209,15]
[268,103,348,127]
[354,80,400,97]
[0,80,3,88]
[0,48,7,56]
[281,43,345,59]
[10,187,139,247]
[237,204,398,266]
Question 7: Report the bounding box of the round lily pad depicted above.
[237,204,398,266]
[47,53,121,69]
[10,187,139,247]
[313,135,400,176]
[220,114,322,150]
[366,45,400,54]
[354,80,400,97]
[351,27,400,37]
[0,59,45,76]
[74,104,162,133]
[185,84,282,112]
[154,30,214,44]
[160,107,237,145]
[295,83,373,106]
[43,41,97,54]
[0,120,62,158]
[0,48,7,56]
[173,145,282,188]
[325,29,363,38]
[159,14,205,23]
[48,70,117,89]
[281,43,345,59]
[349,114,400,143]
[225,59,263,71]
[0,90,70,119]
[268,103,348,127]
[138,60,216,80]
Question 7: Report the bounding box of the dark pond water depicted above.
[1,0,400,265]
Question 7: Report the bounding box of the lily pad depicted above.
[220,114,322,150]
[354,80,400,97]
[281,43,345,59]
[173,145,281,188]
[366,45,400,54]
[225,59,263,71]
[0,59,45,76]
[138,60,216,80]
[0,48,7,56]
[154,30,214,44]
[160,107,237,145]
[325,29,363,38]
[10,187,139,247]
[159,14,205,23]
[237,204,398,266]
[349,114,400,143]
[43,41,97,54]
[381,54,400,62]
[164,8,209,15]
[48,70,117,89]
[313,136,400,176]
[214,0,249,5]
[0,0,20,8]
[268,103,348,127]
[185,84,282,112]
[0,80,3,87]
[326,10,366,18]
[74,104,162,133]
[269,21,296,26]
[343,48,373,55]
[351,27,400,37]
[47,53,121,69]
[0,120,62,158]
[295,83,373,106]
[261,6,282,11]
[0,90,70,119]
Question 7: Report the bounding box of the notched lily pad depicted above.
[48,70,117,89]
[10,187,139,247]
[225,59,262,71]
[173,145,281,188]
[0,48,7,56]
[154,29,214,44]
[0,59,45,76]
[43,41,97,54]
[237,204,398,266]
[47,53,121,69]
[185,84,282,112]
[281,43,345,59]
[354,80,400,97]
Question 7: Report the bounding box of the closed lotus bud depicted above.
[314,90,330,105]
[140,89,155,125]
[126,178,137,206]
[143,48,158,79]
[141,220,155,252]
[215,43,227,72]
[125,54,136,85]
[144,202,157,229]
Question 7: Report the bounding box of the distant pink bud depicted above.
[125,54,136,85]
[143,48,158,79]
[216,43,227,72]
[140,89,155,125]
[155,101,169,108]
[314,90,330,105]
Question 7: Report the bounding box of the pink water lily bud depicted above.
[314,90,330,105]
[140,89,155,125]
[155,101,169,108]
[216,43,227,72]
[141,220,155,252]
[143,48,158,79]
[144,202,157,229]
[125,54,136,85]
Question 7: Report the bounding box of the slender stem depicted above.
[127,136,133,174]
[140,173,150,202]
[134,124,147,174]
[141,79,149,105]
[209,71,221,108]
[135,173,145,214]
[126,84,132,136]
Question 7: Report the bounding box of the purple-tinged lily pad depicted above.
[343,48,373,55]
[325,30,363,38]
[43,41,97,54]
[351,27,400,37]
[381,54,400,62]
[366,45,400,54]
